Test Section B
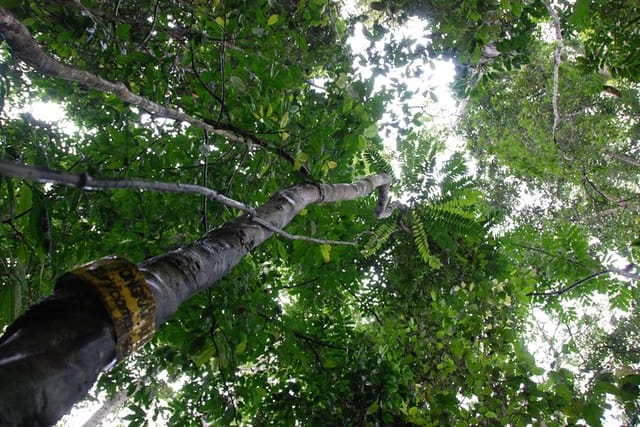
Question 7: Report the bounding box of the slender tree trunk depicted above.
[0,173,391,427]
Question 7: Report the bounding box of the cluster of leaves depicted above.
[453,0,640,424]
[567,0,640,82]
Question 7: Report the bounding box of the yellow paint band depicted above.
[55,256,156,360]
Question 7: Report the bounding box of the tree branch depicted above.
[528,269,611,297]
[0,159,253,213]
[0,159,385,246]
[0,7,243,144]
[605,150,640,168]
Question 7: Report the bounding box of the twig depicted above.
[528,269,611,297]
[135,0,160,49]
[292,331,350,352]
[0,159,358,246]
[216,8,227,127]
[189,43,230,124]
[1,208,31,224]
[201,132,209,232]
[264,277,320,292]
[561,318,588,366]
[604,150,640,168]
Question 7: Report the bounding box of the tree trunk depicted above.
[0,173,391,427]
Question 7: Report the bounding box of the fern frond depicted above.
[362,222,396,258]
[411,211,442,269]
[364,148,394,177]
[438,153,473,197]
[421,204,484,243]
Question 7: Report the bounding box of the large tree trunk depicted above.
[0,174,391,427]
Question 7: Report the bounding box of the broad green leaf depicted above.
[569,0,591,26]
[363,123,378,138]
[235,339,247,355]
[267,14,279,26]
[319,244,331,263]
[280,111,289,128]
[366,402,379,415]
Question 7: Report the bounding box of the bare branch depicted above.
[0,159,372,246]
[528,264,638,297]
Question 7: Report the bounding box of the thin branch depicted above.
[581,173,610,205]
[0,8,302,171]
[605,150,640,168]
[189,42,230,124]
[0,159,253,212]
[528,269,611,297]
[216,10,227,127]
[1,208,31,224]
[582,169,640,213]
[201,132,209,233]
[135,0,160,49]
[0,7,244,144]
[0,159,359,246]
[609,265,640,281]
[340,281,384,326]
[292,331,350,352]
[561,319,588,365]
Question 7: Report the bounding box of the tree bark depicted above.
[0,173,391,426]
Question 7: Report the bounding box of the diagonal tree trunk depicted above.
[0,173,392,427]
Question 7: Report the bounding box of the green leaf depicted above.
[366,402,379,414]
[280,111,289,127]
[569,0,591,26]
[267,14,280,26]
[363,123,378,138]
[116,24,132,41]
[319,244,331,263]
[0,283,21,328]
[235,339,247,355]
[581,402,603,427]
[192,341,215,367]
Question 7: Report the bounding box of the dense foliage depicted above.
[0,0,638,425]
